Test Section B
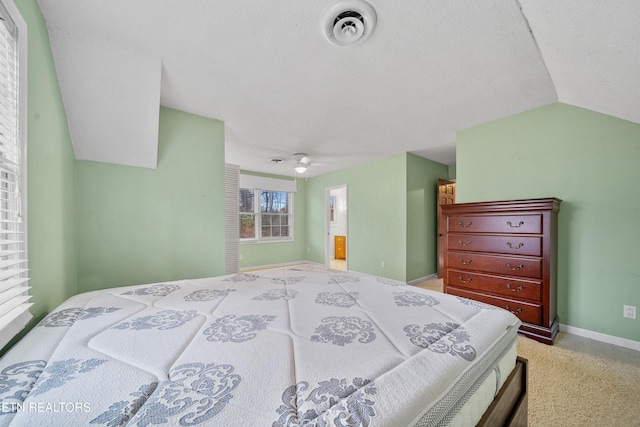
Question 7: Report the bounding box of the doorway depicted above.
[437,179,456,278]
[326,185,348,271]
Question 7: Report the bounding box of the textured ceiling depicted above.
[37,0,639,175]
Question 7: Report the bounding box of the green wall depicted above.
[306,154,407,280]
[11,0,229,353]
[447,165,457,180]
[406,153,449,281]
[240,154,448,282]
[457,103,640,342]
[75,107,226,292]
[239,173,307,269]
[302,153,447,282]
[18,0,77,328]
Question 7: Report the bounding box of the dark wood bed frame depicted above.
[477,356,528,426]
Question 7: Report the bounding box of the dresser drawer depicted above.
[446,270,541,301]
[447,214,542,234]
[448,234,541,256]
[447,252,542,279]
[447,286,542,325]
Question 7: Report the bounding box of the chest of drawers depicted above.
[441,198,561,344]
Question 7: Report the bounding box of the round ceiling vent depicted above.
[322,0,377,47]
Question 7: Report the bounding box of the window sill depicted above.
[240,239,294,245]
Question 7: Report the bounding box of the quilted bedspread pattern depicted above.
[0,265,520,426]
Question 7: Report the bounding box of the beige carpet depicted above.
[517,334,640,426]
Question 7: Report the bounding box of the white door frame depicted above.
[325,184,348,269]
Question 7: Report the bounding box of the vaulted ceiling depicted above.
[37,0,640,176]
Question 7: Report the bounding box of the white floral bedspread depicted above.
[0,265,520,426]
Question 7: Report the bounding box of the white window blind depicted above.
[0,1,31,350]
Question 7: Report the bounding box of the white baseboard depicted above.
[407,273,439,286]
[560,324,640,352]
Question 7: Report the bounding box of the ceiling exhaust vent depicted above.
[322,0,377,47]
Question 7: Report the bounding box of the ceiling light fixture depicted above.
[292,153,312,178]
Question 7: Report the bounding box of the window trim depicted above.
[240,188,294,244]
[0,0,30,350]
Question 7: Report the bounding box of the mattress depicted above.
[0,265,521,426]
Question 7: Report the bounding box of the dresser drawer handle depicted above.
[458,276,472,284]
[507,221,525,228]
[506,283,524,292]
[458,221,473,228]
[459,258,472,265]
[506,263,524,271]
[505,305,523,314]
[457,240,472,247]
[506,242,524,249]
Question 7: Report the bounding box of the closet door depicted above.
[437,179,456,278]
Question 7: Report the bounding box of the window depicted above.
[238,174,296,243]
[0,0,30,349]
[240,188,293,242]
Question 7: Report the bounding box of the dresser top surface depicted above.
[441,197,562,214]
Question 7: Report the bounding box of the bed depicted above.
[0,265,526,426]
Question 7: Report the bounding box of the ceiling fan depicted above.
[292,153,312,174]
[270,153,321,176]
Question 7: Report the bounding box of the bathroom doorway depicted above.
[325,185,348,271]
